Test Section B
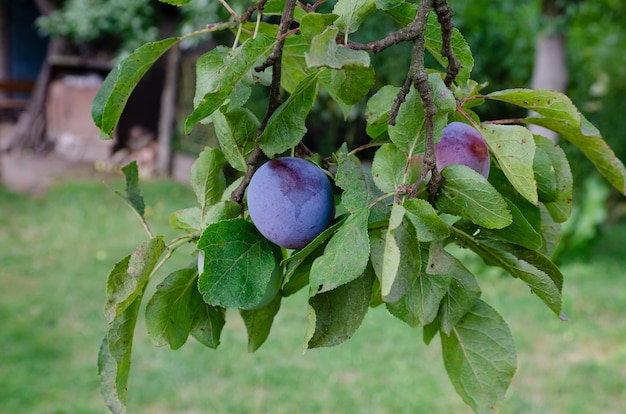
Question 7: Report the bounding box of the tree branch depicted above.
[434,0,461,87]
[230,0,297,204]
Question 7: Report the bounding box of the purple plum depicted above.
[436,122,490,178]
[247,157,334,249]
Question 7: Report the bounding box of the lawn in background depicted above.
[1,179,625,413]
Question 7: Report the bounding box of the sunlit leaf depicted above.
[487,88,626,195]
[306,26,370,69]
[480,124,538,205]
[436,165,512,229]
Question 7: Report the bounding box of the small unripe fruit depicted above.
[436,122,490,178]
[247,157,334,249]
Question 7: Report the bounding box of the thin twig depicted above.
[388,75,413,126]
[434,0,461,87]
[406,0,442,205]
[218,0,239,19]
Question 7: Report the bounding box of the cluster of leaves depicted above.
[92,0,626,413]
[37,0,160,54]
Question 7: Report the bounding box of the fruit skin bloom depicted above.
[436,122,490,179]
[247,157,334,249]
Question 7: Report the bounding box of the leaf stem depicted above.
[219,0,239,19]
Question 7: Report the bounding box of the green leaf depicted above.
[488,88,626,195]
[533,145,557,202]
[309,208,370,293]
[104,237,166,323]
[306,26,370,69]
[368,209,422,304]
[388,75,454,155]
[186,35,276,132]
[189,300,226,349]
[299,12,339,43]
[281,217,348,295]
[145,267,199,350]
[159,0,191,5]
[436,165,512,229]
[371,144,421,193]
[257,71,319,157]
[424,13,474,86]
[480,124,538,205]
[365,85,400,139]
[422,317,439,345]
[169,201,242,233]
[386,241,452,327]
[539,204,561,258]
[282,243,324,297]
[534,135,573,222]
[379,205,416,302]
[441,300,517,414]
[169,207,202,232]
[451,226,563,317]
[438,256,481,335]
[197,219,279,309]
[115,161,145,217]
[318,65,375,117]
[240,294,282,352]
[92,38,179,138]
[98,296,142,414]
[403,198,450,242]
[190,146,226,213]
[306,265,375,349]
[455,198,543,251]
[333,0,376,34]
[212,108,259,172]
[282,35,311,94]
[100,237,166,413]
[388,85,423,154]
[335,146,389,221]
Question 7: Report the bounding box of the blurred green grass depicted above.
[1,179,625,413]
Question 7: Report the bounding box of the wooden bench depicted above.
[0,79,35,110]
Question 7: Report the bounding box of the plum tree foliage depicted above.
[92,0,626,413]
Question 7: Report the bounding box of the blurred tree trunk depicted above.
[528,0,568,142]
[156,13,181,177]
